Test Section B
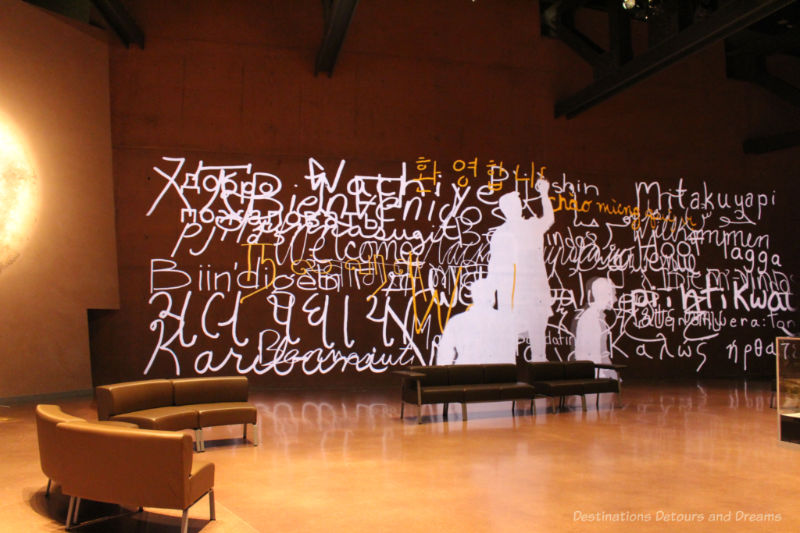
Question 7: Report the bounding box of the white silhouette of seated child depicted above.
[437,278,518,365]
[574,277,618,380]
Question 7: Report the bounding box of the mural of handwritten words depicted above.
[144,155,797,378]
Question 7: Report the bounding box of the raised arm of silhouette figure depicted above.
[536,178,554,229]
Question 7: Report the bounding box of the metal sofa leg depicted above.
[443,402,449,420]
[242,423,247,441]
[597,393,600,408]
[400,402,405,419]
[511,400,516,415]
[66,500,143,530]
[531,398,536,416]
[581,395,587,411]
[417,383,423,424]
[251,423,259,446]
[461,403,467,421]
[74,497,81,525]
[45,479,51,498]
[194,428,205,452]
[209,488,216,521]
[181,508,189,533]
[66,497,82,528]
[66,496,75,528]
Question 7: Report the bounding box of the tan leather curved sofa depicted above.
[35,405,215,532]
[34,404,136,497]
[96,376,258,452]
[35,404,85,497]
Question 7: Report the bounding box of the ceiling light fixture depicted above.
[622,0,664,20]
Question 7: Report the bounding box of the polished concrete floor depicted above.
[1,380,796,532]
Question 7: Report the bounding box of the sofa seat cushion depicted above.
[110,407,199,431]
[582,378,619,394]
[419,386,464,404]
[192,402,257,427]
[533,379,588,397]
[96,420,140,429]
[462,384,503,402]
[498,383,536,401]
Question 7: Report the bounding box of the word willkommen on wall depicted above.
[144,156,796,378]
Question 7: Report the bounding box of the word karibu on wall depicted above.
[144,156,797,379]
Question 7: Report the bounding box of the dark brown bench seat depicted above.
[396,364,537,424]
[519,360,625,411]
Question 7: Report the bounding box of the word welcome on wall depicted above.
[144,156,797,378]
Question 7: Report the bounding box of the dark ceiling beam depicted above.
[541,0,590,36]
[555,0,796,118]
[743,130,800,154]
[556,24,606,68]
[726,29,800,57]
[315,0,359,77]
[547,0,620,76]
[726,25,800,154]
[89,0,144,48]
[607,0,632,68]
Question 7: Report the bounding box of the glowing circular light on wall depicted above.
[0,121,38,273]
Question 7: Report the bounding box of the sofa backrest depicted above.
[563,361,595,379]
[409,366,449,386]
[482,364,517,384]
[522,360,599,382]
[406,364,518,386]
[448,365,485,385]
[35,405,84,483]
[55,421,201,509]
[172,377,249,405]
[95,379,173,420]
[525,362,566,381]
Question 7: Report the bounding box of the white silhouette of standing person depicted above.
[437,278,517,365]
[486,178,555,362]
[574,277,617,379]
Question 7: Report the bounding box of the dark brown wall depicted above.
[92,0,800,387]
[0,0,119,398]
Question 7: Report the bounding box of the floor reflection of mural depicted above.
[143,156,797,378]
